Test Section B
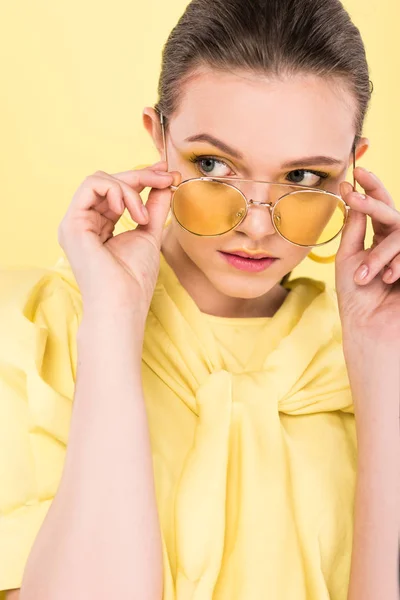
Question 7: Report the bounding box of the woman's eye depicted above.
[192,156,234,177]
[286,169,328,187]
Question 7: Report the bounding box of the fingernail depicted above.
[141,204,149,220]
[155,170,172,177]
[355,264,369,281]
[340,181,353,194]
[355,192,367,200]
[384,268,393,280]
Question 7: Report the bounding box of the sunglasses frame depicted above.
[157,109,356,248]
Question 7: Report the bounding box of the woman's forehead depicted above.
[172,69,355,156]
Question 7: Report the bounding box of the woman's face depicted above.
[144,68,368,308]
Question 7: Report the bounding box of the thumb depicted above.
[139,171,182,243]
[337,181,367,259]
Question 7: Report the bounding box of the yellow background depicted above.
[1,0,399,288]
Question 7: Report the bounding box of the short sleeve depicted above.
[0,263,82,591]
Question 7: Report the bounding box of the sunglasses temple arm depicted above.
[159,112,169,170]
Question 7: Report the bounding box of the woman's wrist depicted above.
[342,335,399,383]
[342,337,399,426]
[78,303,147,351]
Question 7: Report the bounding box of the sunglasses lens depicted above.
[172,180,346,244]
[172,180,246,235]
[273,190,346,246]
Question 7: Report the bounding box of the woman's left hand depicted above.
[335,166,400,345]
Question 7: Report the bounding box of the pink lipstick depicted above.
[219,251,278,273]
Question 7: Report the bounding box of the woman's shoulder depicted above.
[0,258,81,421]
[0,258,82,367]
[283,274,343,342]
[285,273,339,310]
[285,273,335,295]
[0,256,81,312]
[0,260,81,592]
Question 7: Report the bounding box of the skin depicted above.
[143,66,369,317]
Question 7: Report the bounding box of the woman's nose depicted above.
[235,203,276,239]
[235,196,277,239]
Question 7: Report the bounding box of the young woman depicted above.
[1,0,399,599]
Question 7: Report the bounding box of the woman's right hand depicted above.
[58,160,181,318]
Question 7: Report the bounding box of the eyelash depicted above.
[188,153,330,184]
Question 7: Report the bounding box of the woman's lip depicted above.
[218,251,278,273]
[223,250,278,259]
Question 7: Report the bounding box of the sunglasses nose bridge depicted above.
[248,199,273,208]
[243,179,279,208]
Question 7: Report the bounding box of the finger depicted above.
[353,167,395,209]
[137,170,181,241]
[95,169,170,222]
[382,254,400,284]
[106,168,174,221]
[342,184,400,229]
[95,195,124,222]
[94,178,153,225]
[336,182,367,258]
[354,230,400,284]
[99,167,173,196]
[80,174,147,225]
[74,203,117,243]
[110,162,170,189]
[98,219,115,244]
[78,170,173,224]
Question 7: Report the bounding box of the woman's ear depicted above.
[354,136,370,163]
[142,107,164,158]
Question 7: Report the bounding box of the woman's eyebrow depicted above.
[184,133,344,167]
[184,134,243,159]
[282,156,344,168]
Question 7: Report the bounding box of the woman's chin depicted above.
[206,269,280,300]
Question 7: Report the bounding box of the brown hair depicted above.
[155,0,372,133]
[154,0,373,284]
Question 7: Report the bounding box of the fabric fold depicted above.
[0,238,357,599]
[140,250,356,599]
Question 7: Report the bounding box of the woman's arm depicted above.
[344,338,400,600]
[19,306,162,600]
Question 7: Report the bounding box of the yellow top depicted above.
[0,241,356,599]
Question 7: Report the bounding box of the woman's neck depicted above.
[161,226,289,319]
